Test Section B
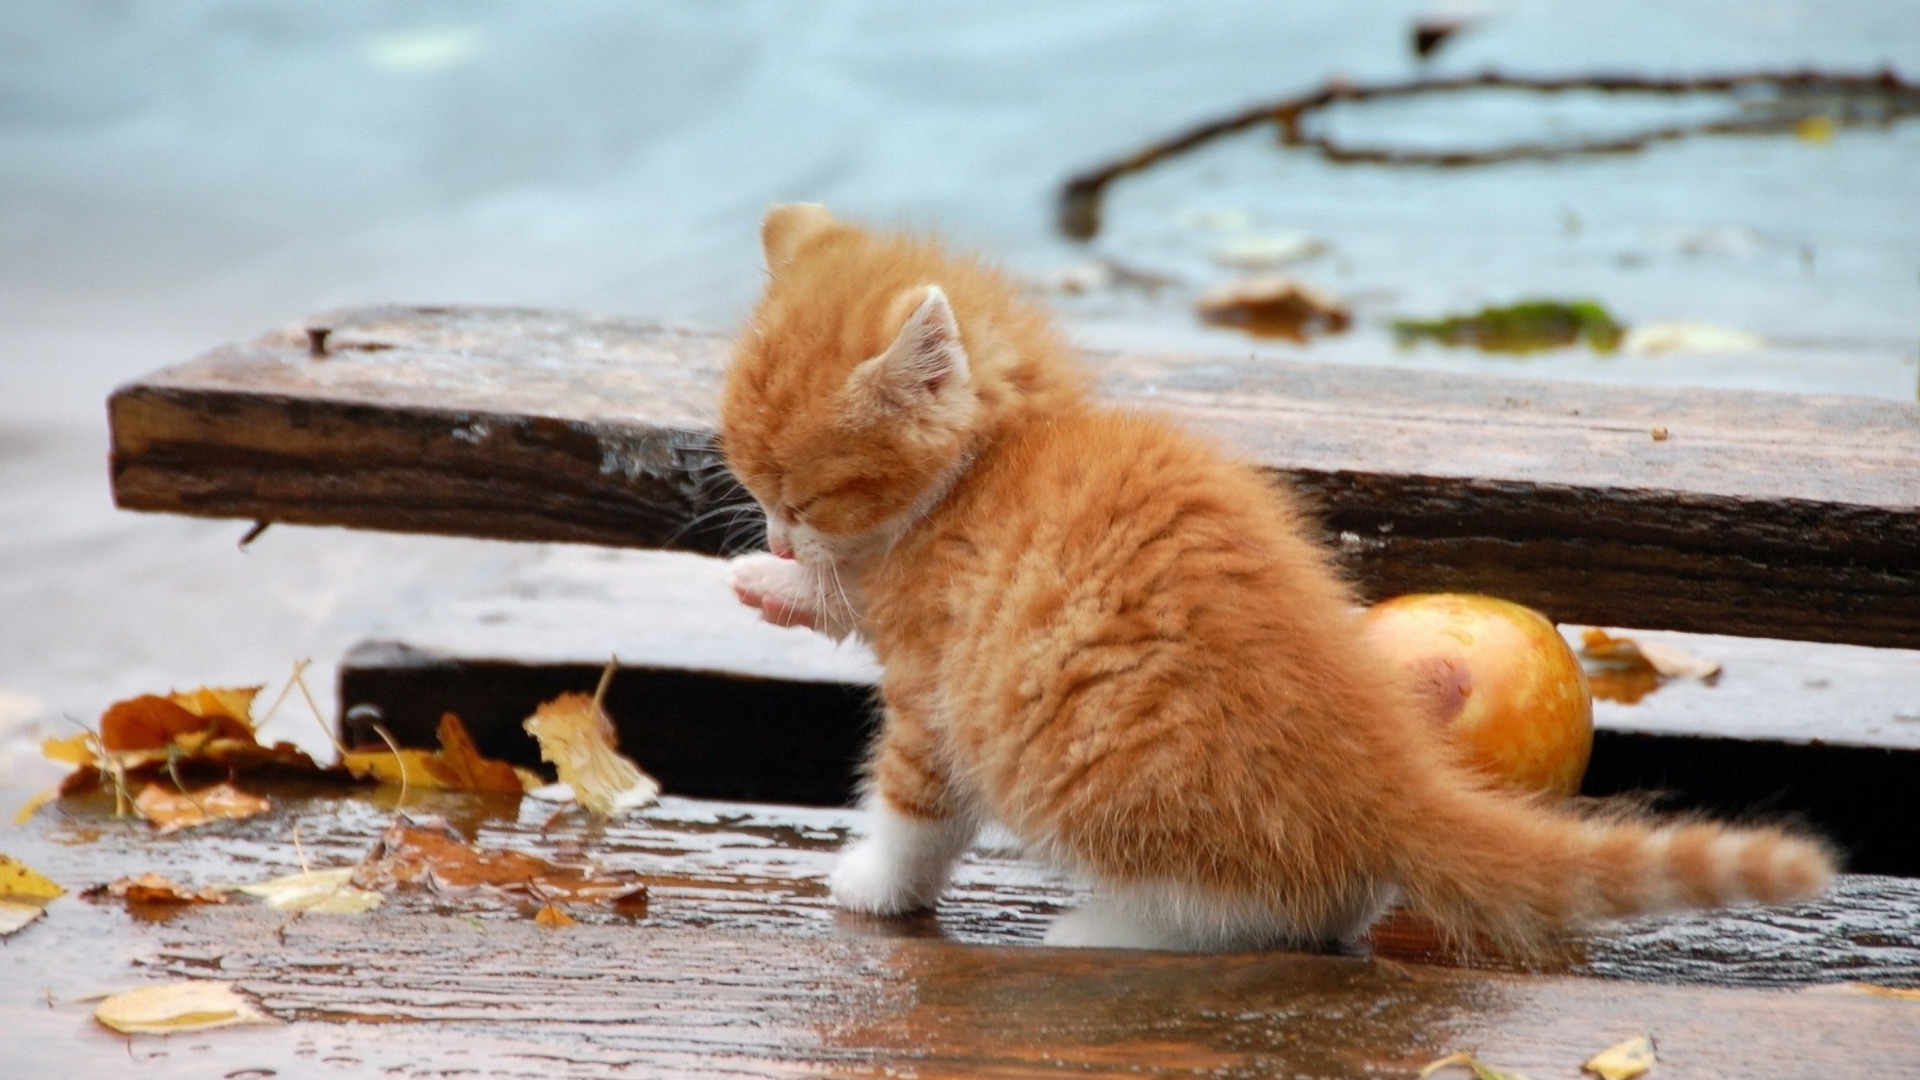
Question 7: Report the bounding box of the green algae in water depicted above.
[1393,300,1624,354]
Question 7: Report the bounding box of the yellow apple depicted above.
[1359,593,1592,798]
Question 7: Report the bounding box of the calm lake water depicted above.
[2,0,1916,411]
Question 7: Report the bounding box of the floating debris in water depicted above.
[1393,300,1624,354]
[1211,232,1328,269]
[1623,321,1765,355]
[1197,276,1351,342]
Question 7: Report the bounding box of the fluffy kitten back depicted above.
[722,206,1837,954]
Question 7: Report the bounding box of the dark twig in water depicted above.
[1058,68,1920,240]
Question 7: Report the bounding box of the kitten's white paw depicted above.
[828,803,972,916]
[729,551,809,604]
[1043,901,1180,950]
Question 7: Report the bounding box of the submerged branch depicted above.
[1058,68,1920,240]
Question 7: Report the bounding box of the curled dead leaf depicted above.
[94,980,274,1035]
[134,782,272,834]
[522,681,659,816]
[1583,1035,1656,1080]
[92,873,229,906]
[355,817,646,906]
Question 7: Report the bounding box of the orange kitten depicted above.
[720,204,1835,953]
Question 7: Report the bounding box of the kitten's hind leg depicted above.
[1043,881,1350,953]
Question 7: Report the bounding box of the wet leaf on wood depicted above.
[1581,629,1721,680]
[134,782,272,834]
[343,712,527,794]
[91,873,230,906]
[94,980,274,1035]
[534,902,579,928]
[523,691,660,816]
[1583,1035,1657,1080]
[0,900,45,938]
[0,853,66,902]
[234,867,383,914]
[354,817,646,905]
[1393,300,1623,354]
[1420,1050,1537,1080]
[1196,275,1351,342]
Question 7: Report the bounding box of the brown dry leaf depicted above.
[523,690,659,816]
[534,902,578,928]
[133,782,272,834]
[432,712,529,794]
[355,817,646,905]
[1196,275,1351,342]
[0,900,45,938]
[100,693,252,752]
[1420,1051,1536,1080]
[1582,1035,1656,1080]
[0,853,66,902]
[41,732,97,766]
[341,713,527,795]
[96,873,229,906]
[94,980,274,1035]
[235,867,382,914]
[1580,629,1721,681]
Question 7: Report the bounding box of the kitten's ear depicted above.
[861,286,971,409]
[762,203,837,268]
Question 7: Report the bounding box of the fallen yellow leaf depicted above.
[13,785,57,826]
[41,732,97,767]
[94,980,274,1035]
[340,713,527,795]
[1420,1050,1536,1080]
[234,867,383,914]
[522,671,659,816]
[0,853,66,902]
[1583,1035,1656,1080]
[342,746,448,789]
[167,685,261,728]
[0,900,45,938]
[134,782,272,834]
[534,902,579,928]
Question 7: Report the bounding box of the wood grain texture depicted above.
[109,306,1920,646]
[6,790,1919,1079]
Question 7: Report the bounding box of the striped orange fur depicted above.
[719,204,1837,953]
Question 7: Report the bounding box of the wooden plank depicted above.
[109,306,1920,647]
[5,790,1919,1079]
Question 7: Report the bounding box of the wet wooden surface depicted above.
[108,306,1920,648]
[5,788,1920,1078]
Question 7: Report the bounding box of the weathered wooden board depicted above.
[5,790,1918,1079]
[109,306,1920,647]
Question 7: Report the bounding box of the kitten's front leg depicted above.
[830,705,973,915]
[728,552,856,639]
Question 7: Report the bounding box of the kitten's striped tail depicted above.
[1389,778,1837,954]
